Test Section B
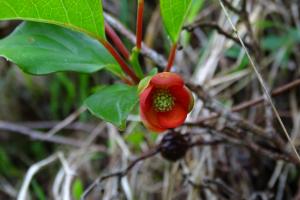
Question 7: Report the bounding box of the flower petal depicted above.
[140,110,166,132]
[169,86,193,111]
[157,104,187,128]
[140,86,166,132]
[150,72,183,88]
[140,85,153,110]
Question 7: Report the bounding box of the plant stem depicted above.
[130,47,144,78]
[105,23,130,60]
[165,43,177,72]
[136,0,144,50]
[100,39,140,83]
[104,13,169,68]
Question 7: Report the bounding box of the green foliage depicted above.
[85,84,139,129]
[225,45,249,73]
[0,22,122,76]
[160,0,192,43]
[148,68,158,76]
[125,124,145,150]
[0,147,19,177]
[130,47,144,79]
[255,19,283,30]
[50,73,76,118]
[138,75,152,94]
[72,178,84,200]
[0,0,106,39]
[225,45,242,59]
[30,142,47,160]
[182,0,204,45]
[262,35,290,50]
[261,28,300,51]
[261,27,300,68]
[187,0,204,22]
[137,68,158,94]
[31,179,46,200]
[125,131,144,147]
[79,74,89,120]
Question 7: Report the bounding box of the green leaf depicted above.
[0,22,122,75]
[137,68,158,94]
[138,75,152,94]
[186,0,204,23]
[160,0,192,43]
[85,84,139,128]
[0,0,105,39]
[148,68,158,76]
[182,0,204,45]
[72,178,84,200]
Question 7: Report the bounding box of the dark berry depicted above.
[160,131,189,162]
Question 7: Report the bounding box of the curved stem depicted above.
[136,0,144,50]
[100,39,140,83]
[165,43,177,72]
[105,23,130,60]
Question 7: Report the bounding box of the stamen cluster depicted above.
[153,89,175,112]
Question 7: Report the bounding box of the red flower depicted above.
[139,72,194,132]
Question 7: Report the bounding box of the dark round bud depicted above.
[160,131,189,162]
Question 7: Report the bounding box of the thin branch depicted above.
[220,0,241,14]
[17,154,59,200]
[232,79,300,112]
[219,129,299,164]
[179,162,244,199]
[80,147,160,200]
[20,121,95,133]
[46,106,87,137]
[219,0,300,163]
[0,178,17,198]
[186,78,300,125]
[183,22,252,49]
[189,138,226,147]
[0,121,106,151]
[186,77,300,164]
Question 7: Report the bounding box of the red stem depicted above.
[105,23,130,60]
[165,43,177,72]
[136,0,144,49]
[100,39,140,83]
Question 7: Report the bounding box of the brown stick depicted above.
[183,22,252,49]
[189,79,300,124]
[232,79,300,112]
[80,147,160,200]
[0,121,106,151]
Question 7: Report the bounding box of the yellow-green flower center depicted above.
[152,89,175,112]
